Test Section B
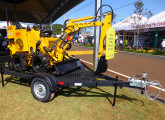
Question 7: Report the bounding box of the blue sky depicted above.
[54,0,165,25]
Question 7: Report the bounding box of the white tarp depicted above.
[149,11,165,23]
[0,21,27,29]
[113,11,165,31]
[113,13,148,31]
[0,22,7,29]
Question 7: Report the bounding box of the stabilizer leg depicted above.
[112,76,118,107]
[0,64,4,87]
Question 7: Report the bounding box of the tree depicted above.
[80,28,88,35]
[80,27,92,36]
[52,24,64,35]
[132,0,153,50]
[112,13,117,24]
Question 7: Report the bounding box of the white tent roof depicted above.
[149,11,165,23]
[113,11,165,31]
[0,22,7,29]
[0,21,27,29]
[113,13,148,31]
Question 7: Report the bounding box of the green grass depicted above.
[79,43,94,47]
[123,48,165,56]
[0,75,165,120]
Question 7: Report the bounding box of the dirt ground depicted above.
[68,44,165,102]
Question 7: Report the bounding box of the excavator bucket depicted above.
[54,59,83,74]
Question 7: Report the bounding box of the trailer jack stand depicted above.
[0,64,4,87]
[112,76,118,107]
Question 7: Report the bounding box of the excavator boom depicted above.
[47,12,112,62]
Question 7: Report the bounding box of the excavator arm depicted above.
[44,12,112,62]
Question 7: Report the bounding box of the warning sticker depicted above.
[15,32,21,37]
[8,32,12,36]
[106,26,115,60]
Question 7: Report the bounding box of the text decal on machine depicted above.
[106,26,115,60]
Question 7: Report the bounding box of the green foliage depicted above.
[52,24,64,35]
[136,50,144,53]
[143,47,150,53]
[123,48,165,56]
[134,0,144,15]
[123,48,136,52]
[80,27,92,35]
[143,47,150,51]
[80,43,94,47]
[45,25,50,29]
[152,49,165,55]
[112,13,117,24]
[134,0,153,18]
[146,10,153,19]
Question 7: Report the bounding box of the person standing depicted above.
[124,38,128,47]
[161,39,165,51]
[115,39,119,49]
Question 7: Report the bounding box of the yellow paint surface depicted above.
[138,49,154,53]
[66,50,118,55]
[106,26,116,60]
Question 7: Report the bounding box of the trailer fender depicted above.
[29,73,58,92]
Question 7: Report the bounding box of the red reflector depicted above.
[58,81,64,85]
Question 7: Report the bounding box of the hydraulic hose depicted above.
[50,26,75,52]
[94,4,114,22]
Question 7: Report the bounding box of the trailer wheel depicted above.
[12,53,28,72]
[32,53,50,72]
[31,78,55,102]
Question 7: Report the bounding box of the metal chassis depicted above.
[0,56,142,107]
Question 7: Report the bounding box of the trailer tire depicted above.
[31,78,55,102]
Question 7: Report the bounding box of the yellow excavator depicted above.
[7,24,58,72]
[7,11,114,73]
[0,1,162,103]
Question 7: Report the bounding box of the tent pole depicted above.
[5,0,9,26]
[154,28,158,48]
[93,0,102,71]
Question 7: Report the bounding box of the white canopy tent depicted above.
[0,22,7,29]
[149,11,165,23]
[113,11,165,47]
[146,11,165,28]
[113,11,165,31]
[113,13,148,31]
[0,21,27,29]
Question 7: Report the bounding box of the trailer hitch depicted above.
[128,73,163,100]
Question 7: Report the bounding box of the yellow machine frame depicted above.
[7,25,58,65]
[6,12,112,67]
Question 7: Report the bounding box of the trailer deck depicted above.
[0,55,145,106]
